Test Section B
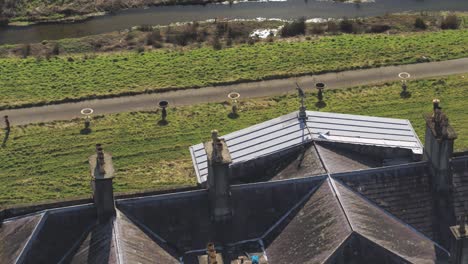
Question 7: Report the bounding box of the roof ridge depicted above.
[115,208,181,259]
[113,214,124,264]
[331,160,430,178]
[57,221,97,264]
[14,211,48,264]
[260,179,325,240]
[313,141,354,232]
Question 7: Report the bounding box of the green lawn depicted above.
[1,74,467,207]
[1,29,467,109]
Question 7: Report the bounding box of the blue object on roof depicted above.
[252,255,259,264]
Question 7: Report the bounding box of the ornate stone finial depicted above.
[211,130,219,142]
[431,99,449,139]
[433,98,440,112]
[207,243,218,264]
[96,144,106,175]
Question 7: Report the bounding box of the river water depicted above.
[0,0,467,45]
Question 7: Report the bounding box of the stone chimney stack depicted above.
[424,99,457,192]
[204,130,233,222]
[450,216,468,264]
[89,144,116,223]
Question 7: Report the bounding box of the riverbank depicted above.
[1,12,466,58]
[0,74,466,206]
[0,0,225,26]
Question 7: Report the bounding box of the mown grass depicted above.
[1,74,467,206]
[1,29,467,109]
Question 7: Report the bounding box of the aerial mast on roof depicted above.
[296,83,308,121]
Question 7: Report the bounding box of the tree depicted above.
[414,17,427,30]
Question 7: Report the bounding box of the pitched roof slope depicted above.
[117,177,324,254]
[23,206,97,264]
[67,216,119,264]
[0,213,44,264]
[114,211,179,263]
[334,162,435,239]
[265,180,352,264]
[270,144,327,181]
[315,143,382,173]
[333,179,449,263]
[451,156,468,219]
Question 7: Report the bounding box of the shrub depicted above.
[310,24,325,35]
[197,29,208,43]
[146,30,162,46]
[215,22,229,37]
[441,14,460,30]
[281,17,306,37]
[125,31,137,41]
[166,25,198,46]
[414,17,427,30]
[226,37,233,46]
[137,24,153,32]
[20,44,31,58]
[369,24,391,33]
[327,21,339,33]
[52,43,60,55]
[226,25,247,39]
[212,37,222,50]
[152,41,163,49]
[339,18,355,33]
[266,35,274,43]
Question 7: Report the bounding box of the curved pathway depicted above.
[1,58,468,126]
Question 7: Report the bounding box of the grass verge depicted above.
[0,29,467,109]
[0,74,467,206]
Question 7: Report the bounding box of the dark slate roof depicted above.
[267,144,327,181]
[67,217,119,264]
[66,210,179,264]
[326,232,422,263]
[0,171,452,264]
[333,178,449,263]
[24,206,97,264]
[3,110,465,264]
[265,180,352,263]
[116,176,325,256]
[452,156,468,219]
[0,213,44,264]
[333,162,436,239]
[315,142,382,173]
